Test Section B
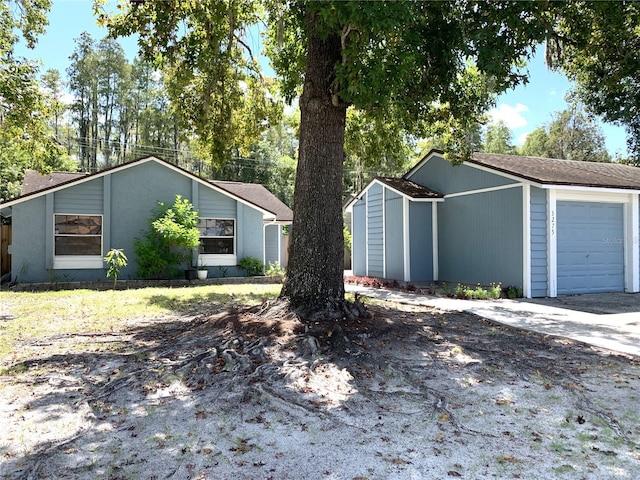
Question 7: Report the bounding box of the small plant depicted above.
[238,256,264,276]
[265,261,285,276]
[197,260,208,271]
[218,266,229,277]
[104,248,128,288]
[504,285,523,299]
[455,282,502,300]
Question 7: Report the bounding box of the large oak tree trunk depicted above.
[280,13,347,317]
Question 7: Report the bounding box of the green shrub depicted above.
[265,261,285,276]
[134,195,200,279]
[239,256,264,276]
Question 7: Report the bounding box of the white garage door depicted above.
[557,201,624,295]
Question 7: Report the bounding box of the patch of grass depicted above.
[0,284,281,362]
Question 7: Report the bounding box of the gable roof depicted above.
[2,156,292,222]
[469,153,640,190]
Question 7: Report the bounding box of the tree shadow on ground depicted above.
[2,302,639,479]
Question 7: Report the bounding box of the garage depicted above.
[557,201,625,294]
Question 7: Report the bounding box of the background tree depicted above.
[40,68,66,139]
[520,99,611,162]
[482,121,516,154]
[68,32,99,171]
[545,2,640,160]
[0,0,68,201]
[343,109,415,197]
[96,37,127,167]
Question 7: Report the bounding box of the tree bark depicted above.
[280,12,347,316]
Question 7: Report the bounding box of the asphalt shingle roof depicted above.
[212,181,293,222]
[376,177,443,198]
[21,170,87,196]
[469,153,640,190]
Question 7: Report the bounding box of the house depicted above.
[346,150,640,298]
[0,155,292,283]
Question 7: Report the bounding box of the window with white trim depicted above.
[198,218,235,255]
[53,214,103,269]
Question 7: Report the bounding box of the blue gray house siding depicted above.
[437,187,523,287]
[352,197,367,276]
[9,160,270,282]
[530,187,548,297]
[384,189,404,280]
[111,162,192,279]
[409,202,433,282]
[408,155,517,195]
[367,183,384,277]
[238,203,264,261]
[11,197,47,282]
[264,224,280,265]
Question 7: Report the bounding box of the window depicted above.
[53,214,103,269]
[199,219,235,255]
[55,215,102,255]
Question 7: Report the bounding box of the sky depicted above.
[15,0,630,158]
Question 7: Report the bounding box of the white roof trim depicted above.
[0,156,278,219]
[541,184,640,195]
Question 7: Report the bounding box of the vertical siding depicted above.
[54,177,103,213]
[438,187,523,287]
[11,198,48,282]
[352,197,367,276]
[409,202,434,282]
[384,189,404,280]
[264,224,280,265]
[530,187,548,297]
[367,183,384,277]
[237,203,263,261]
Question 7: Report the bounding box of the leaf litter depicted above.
[1,300,640,479]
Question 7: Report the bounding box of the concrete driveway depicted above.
[345,285,640,357]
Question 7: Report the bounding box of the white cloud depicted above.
[517,132,530,146]
[488,103,529,129]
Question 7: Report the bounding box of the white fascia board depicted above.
[542,184,640,196]
[547,189,558,298]
[461,161,536,185]
[365,190,369,277]
[554,188,636,203]
[625,195,640,293]
[432,202,439,281]
[522,184,531,298]
[382,186,386,279]
[444,183,522,199]
[404,149,444,180]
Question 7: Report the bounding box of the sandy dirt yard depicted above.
[1,299,639,479]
